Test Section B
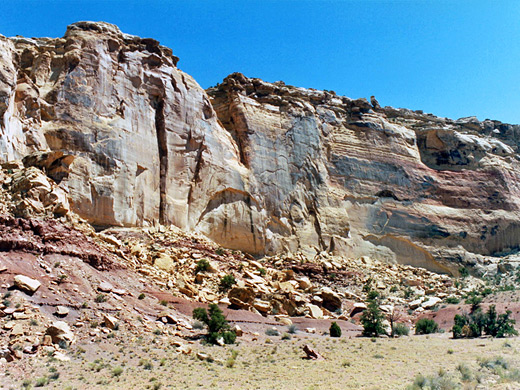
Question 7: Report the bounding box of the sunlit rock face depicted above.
[2,22,520,273]
[208,73,520,273]
[0,22,246,231]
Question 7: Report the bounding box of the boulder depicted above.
[55,306,69,317]
[45,321,74,345]
[421,297,442,309]
[98,281,114,293]
[350,302,367,317]
[232,324,243,337]
[302,344,324,360]
[228,287,255,309]
[274,315,293,326]
[13,275,41,293]
[103,314,119,330]
[320,287,342,312]
[253,299,271,313]
[306,304,323,319]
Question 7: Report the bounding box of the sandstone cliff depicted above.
[2,22,520,274]
[0,21,245,232]
[208,74,520,273]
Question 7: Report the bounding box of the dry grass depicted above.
[3,333,520,389]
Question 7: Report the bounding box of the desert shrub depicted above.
[392,323,410,337]
[112,366,123,377]
[457,363,473,382]
[195,259,210,273]
[193,303,236,345]
[265,328,280,336]
[215,248,225,256]
[406,370,458,390]
[484,305,517,338]
[35,377,48,387]
[219,274,236,291]
[445,296,460,304]
[192,320,205,330]
[259,268,267,276]
[367,290,380,300]
[330,321,342,337]
[465,295,483,312]
[404,287,414,299]
[459,267,469,278]
[415,318,439,335]
[287,324,298,334]
[479,356,509,374]
[361,299,385,337]
[481,287,493,297]
[95,294,107,303]
[138,293,145,300]
[281,332,291,340]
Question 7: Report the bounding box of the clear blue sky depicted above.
[2,0,520,124]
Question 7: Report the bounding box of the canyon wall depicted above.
[2,22,520,273]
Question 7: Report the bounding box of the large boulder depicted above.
[45,321,75,345]
[13,275,41,293]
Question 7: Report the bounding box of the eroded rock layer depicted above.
[2,22,520,273]
[0,21,245,231]
[207,73,520,273]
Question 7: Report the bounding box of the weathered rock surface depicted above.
[13,275,41,293]
[208,73,520,273]
[0,21,244,232]
[2,22,520,273]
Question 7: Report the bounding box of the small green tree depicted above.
[193,304,236,345]
[453,305,517,339]
[330,321,342,337]
[361,297,385,337]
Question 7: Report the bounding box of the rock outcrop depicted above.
[0,21,244,231]
[2,22,520,273]
[208,73,520,273]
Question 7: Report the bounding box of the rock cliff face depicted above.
[208,74,520,273]
[0,22,245,231]
[2,22,520,274]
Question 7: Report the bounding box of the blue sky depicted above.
[2,0,520,124]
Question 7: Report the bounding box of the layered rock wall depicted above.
[2,22,520,273]
[208,74,520,273]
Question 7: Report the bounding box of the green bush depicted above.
[445,296,460,304]
[392,323,410,337]
[193,304,236,345]
[459,267,469,278]
[330,321,342,337]
[415,318,439,335]
[453,305,517,339]
[195,259,210,273]
[95,294,107,303]
[219,274,236,291]
[265,328,280,336]
[361,300,385,337]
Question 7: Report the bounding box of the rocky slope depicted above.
[2,22,520,274]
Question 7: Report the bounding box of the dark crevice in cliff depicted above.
[186,134,206,210]
[152,96,167,224]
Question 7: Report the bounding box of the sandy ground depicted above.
[2,331,520,390]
